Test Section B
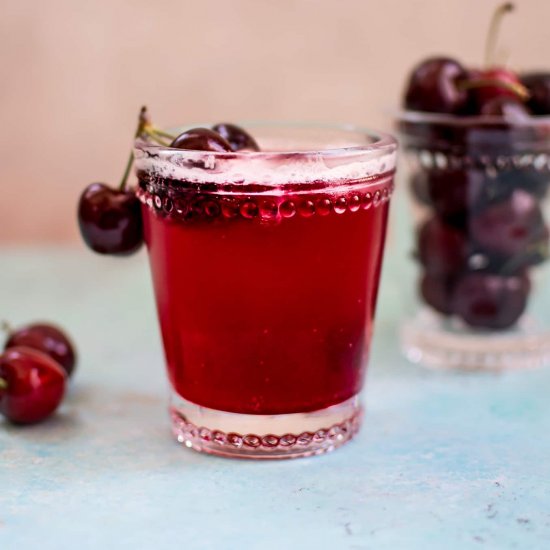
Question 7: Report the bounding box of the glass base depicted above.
[170,393,362,459]
[401,308,550,372]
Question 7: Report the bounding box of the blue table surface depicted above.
[1,240,549,550]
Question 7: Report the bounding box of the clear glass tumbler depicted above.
[134,123,397,458]
[398,111,550,371]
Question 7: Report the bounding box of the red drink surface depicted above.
[141,176,392,415]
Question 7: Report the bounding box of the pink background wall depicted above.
[1,0,548,243]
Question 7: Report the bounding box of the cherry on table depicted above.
[469,188,547,257]
[417,217,468,276]
[78,183,143,256]
[403,57,470,114]
[211,123,259,152]
[451,272,530,330]
[4,323,76,378]
[170,128,232,152]
[0,347,66,424]
[521,72,550,114]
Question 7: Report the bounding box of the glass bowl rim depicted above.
[397,109,550,128]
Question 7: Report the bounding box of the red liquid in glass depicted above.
[141,176,392,415]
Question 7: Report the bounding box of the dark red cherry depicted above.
[170,128,232,152]
[417,217,468,276]
[422,169,485,224]
[451,272,530,329]
[211,123,259,152]
[5,323,76,378]
[419,272,456,315]
[479,96,531,121]
[0,347,66,424]
[403,57,469,114]
[521,72,550,114]
[78,183,143,256]
[487,228,549,273]
[469,189,547,257]
[470,67,526,107]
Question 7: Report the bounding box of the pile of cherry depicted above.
[402,12,550,329]
[78,113,259,257]
[0,322,76,424]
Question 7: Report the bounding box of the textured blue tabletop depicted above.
[1,241,549,550]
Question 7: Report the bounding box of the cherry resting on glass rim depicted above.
[451,272,530,329]
[469,67,526,107]
[139,174,392,415]
[170,128,232,152]
[404,57,470,114]
[78,183,143,255]
[4,323,76,378]
[0,347,66,424]
[211,123,260,151]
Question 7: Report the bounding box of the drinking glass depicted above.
[135,123,397,458]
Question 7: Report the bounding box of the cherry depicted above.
[468,67,528,109]
[403,57,470,114]
[78,183,143,256]
[478,96,531,120]
[521,72,550,114]
[487,231,549,273]
[419,272,456,315]
[417,217,468,276]
[458,4,529,113]
[170,128,232,152]
[451,272,529,329]
[421,169,485,224]
[0,347,66,424]
[4,323,76,378]
[469,189,547,257]
[211,123,259,152]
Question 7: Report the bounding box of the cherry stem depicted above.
[0,377,7,391]
[459,77,529,100]
[119,106,149,191]
[118,107,177,191]
[143,127,172,146]
[485,3,514,67]
[0,320,12,334]
[150,128,176,140]
[118,151,135,192]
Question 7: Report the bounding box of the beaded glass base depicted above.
[401,308,550,371]
[170,393,362,459]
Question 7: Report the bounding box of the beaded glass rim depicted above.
[134,122,397,187]
[397,109,550,128]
